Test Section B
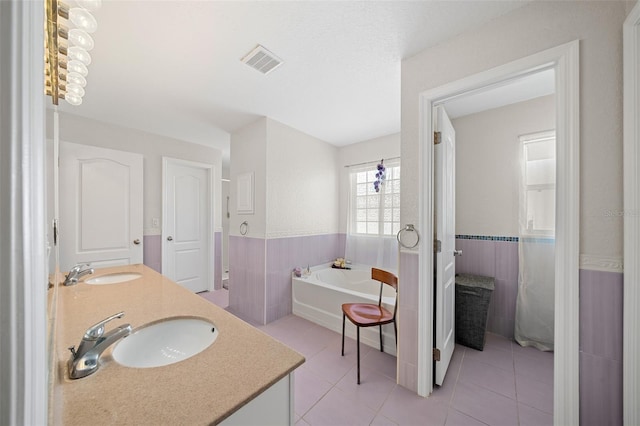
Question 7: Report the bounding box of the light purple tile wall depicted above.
[143,235,162,273]
[394,246,624,421]
[579,269,623,426]
[492,241,519,339]
[397,250,419,392]
[214,232,222,290]
[455,238,518,339]
[229,233,344,325]
[265,233,344,323]
[228,236,266,325]
[455,238,498,278]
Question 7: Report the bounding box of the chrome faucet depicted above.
[64,263,94,286]
[68,311,132,379]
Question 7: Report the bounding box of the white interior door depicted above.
[163,159,212,293]
[59,142,143,271]
[434,105,457,386]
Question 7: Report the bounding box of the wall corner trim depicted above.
[579,255,623,273]
[623,2,640,424]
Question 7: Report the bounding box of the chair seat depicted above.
[342,303,394,327]
[342,268,398,384]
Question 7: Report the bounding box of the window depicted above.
[520,131,556,235]
[350,160,401,236]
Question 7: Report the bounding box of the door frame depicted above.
[162,157,215,292]
[623,2,640,424]
[418,40,580,425]
[0,2,47,424]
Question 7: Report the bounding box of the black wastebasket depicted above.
[455,273,495,351]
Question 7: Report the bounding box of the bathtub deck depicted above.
[292,266,397,356]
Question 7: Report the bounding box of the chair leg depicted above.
[341,313,345,357]
[394,320,397,347]
[357,326,361,385]
[379,324,383,352]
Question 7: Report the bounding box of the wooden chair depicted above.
[341,267,398,384]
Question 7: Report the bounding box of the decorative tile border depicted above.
[520,237,556,244]
[455,235,556,244]
[456,234,519,242]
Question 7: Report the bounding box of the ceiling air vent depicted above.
[241,45,283,75]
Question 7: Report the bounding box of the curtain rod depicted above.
[344,156,400,168]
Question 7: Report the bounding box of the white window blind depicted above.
[350,160,401,237]
[520,131,556,236]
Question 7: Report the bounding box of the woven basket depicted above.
[455,273,495,351]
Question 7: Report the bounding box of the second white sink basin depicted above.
[112,317,218,368]
[84,272,142,285]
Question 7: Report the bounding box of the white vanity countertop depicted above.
[54,264,304,425]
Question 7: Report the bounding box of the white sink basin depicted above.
[84,272,142,285]
[112,317,218,368]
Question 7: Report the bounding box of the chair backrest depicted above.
[371,268,398,310]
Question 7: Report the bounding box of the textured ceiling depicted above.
[57,1,533,163]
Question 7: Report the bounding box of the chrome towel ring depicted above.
[240,221,248,236]
[397,224,420,249]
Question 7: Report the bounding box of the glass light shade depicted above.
[66,83,85,98]
[64,92,83,106]
[75,0,102,12]
[66,72,87,87]
[68,29,94,51]
[69,8,98,33]
[67,59,88,76]
[68,46,92,65]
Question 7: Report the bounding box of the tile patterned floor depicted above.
[198,288,229,308]
[200,291,553,426]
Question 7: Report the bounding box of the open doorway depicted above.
[419,41,580,424]
[445,69,555,344]
[431,69,556,420]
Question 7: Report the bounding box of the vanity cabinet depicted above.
[221,374,293,425]
[54,264,304,425]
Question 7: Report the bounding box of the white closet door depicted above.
[59,142,143,271]
[163,160,211,293]
[434,106,457,386]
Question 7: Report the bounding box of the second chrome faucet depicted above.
[68,311,132,379]
[64,263,94,286]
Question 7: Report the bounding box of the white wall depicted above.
[453,95,555,237]
[266,119,339,238]
[230,120,396,240]
[230,118,268,238]
[228,117,340,323]
[48,111,224,236]
[337,133,401,234]
[401,0,628,259]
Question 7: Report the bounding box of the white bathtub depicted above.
[292,264,397,355]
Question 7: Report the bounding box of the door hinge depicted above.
[433,348,441,362]
[434,131,442,145]
[53,219,59,245]
[434,239,441,253]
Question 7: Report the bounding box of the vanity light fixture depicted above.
[45,0,101,106]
